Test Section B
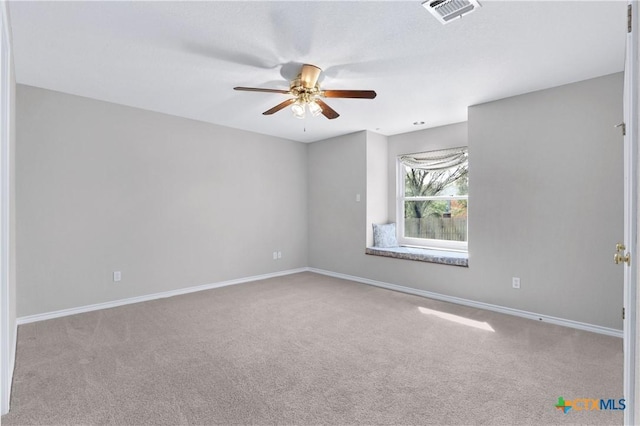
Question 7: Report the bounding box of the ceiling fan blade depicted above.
[321,90,377,99]
[263,98,297,115]
[300,64,322,89]
[314,99,340,120]
[234,87,291,95]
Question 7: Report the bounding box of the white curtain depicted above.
[399,147,467,170]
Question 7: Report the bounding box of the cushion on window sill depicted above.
[365,246,468,267]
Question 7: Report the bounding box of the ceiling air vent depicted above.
[422,0,481,25]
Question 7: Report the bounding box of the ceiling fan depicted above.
[234,64,377,120]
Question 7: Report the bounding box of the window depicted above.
[397,147,468,251]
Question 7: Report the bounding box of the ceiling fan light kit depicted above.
[422,0,481,25]
[291,100,306,119]
[307,100,323,117]
[234,63,376,120]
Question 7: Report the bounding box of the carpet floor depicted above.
[1,272,623,425]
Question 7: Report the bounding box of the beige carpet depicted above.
[2,272,623,425]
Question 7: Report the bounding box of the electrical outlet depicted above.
[273,251,278,260]
[113,271,122,282]
[512,277,520,289]
[277,251,282,259]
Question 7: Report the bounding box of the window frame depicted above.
[396,154,468,252]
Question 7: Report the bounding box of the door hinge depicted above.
[628,4,632,33]
[623,307,626,320]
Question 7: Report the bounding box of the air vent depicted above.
[422,0,481,25]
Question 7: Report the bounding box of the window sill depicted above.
[365,246,468,267]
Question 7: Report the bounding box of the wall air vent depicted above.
[422,0,481,25]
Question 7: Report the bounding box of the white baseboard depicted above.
[16,268,308,325]
[308,268,623,338]
[16,266,623,339]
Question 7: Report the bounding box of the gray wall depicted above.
[308,73,624,330]
[308,131,367,270]
[469,72,623,328]
[366,131,388,247]
[17,85,308,317]
[17,73,624,329]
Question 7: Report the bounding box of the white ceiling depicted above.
[8,1,627,143]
